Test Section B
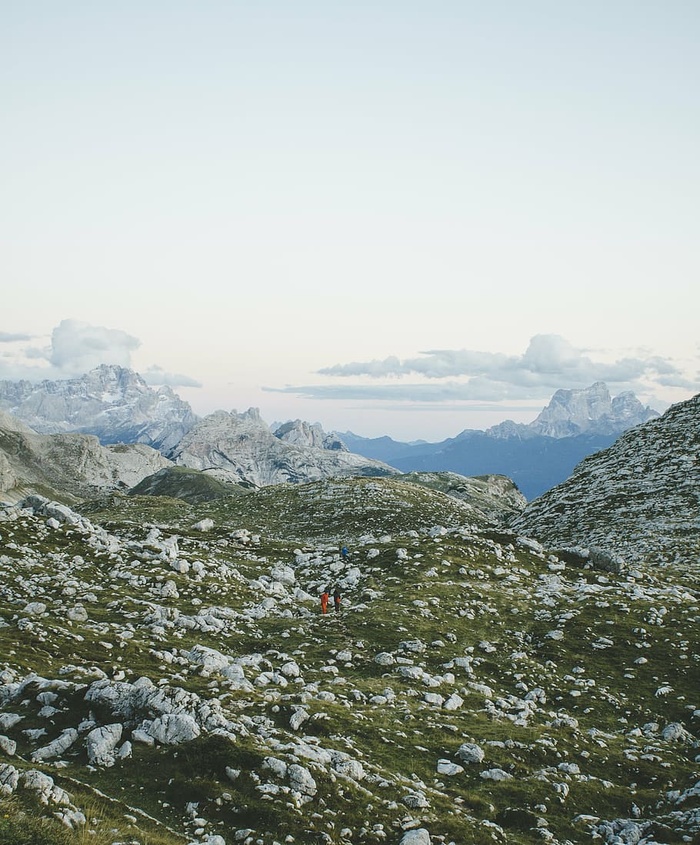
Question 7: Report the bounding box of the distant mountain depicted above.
[0,409,172,505]
[0,368,399,488]
[0,370,662,498]
[510,393,700,567]
[170,408,398,487]
[0,364,198,452]
[508,381,659,438]
[340,383,660,500]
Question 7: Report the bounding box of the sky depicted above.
[2,1,699,441]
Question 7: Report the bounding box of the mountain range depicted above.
[339,382,659,500]
[0,365,198,452]
[0,367,659,500]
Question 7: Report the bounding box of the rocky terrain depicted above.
[512,393,700,567]
[0,410,172,506]
[0,465,698,845]
[0,385,697,845]
[170,409,396,487]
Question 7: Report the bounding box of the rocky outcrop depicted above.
[0,410,172,504]
[525,381,659,438]
[510,393,700,566]
[274,419,347,451]
[400,471,526,523]
[170,408,397,487]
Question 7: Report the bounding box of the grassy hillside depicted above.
[0,477,698,845]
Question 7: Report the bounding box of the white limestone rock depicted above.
[148,713,201,745]
[290,708,310,731]
[263,756,288,778]
[443,693,464,711]
[481,768,514,781]
[288,763,317,800]
[193,518,215,532]
[400,830,431,845]
[437,759,464,776]
[0,735,16,755]
[32,728,79,762]
[20,769,73,805]
[403,790,430,809]
[187,644,234,676]
[0,763,19,795]
[86,724,123,767]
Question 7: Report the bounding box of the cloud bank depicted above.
[268,334,698,405]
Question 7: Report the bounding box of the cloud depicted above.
[267,379,541,402]
[0,332,32,343]
[49,319,140,373]
[142,366,202,389]
[0,320,197,390]
[318,334,682,385]
[273,334,697,405]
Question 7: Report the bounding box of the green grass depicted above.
[1,475,699,844]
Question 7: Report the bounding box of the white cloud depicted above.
[0,332,32,343]
[49,319,140,373]
[142,365,202,389]
[0,320,201,390]
[274,334,696,406]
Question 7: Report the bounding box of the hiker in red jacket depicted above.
[320,589,330,614]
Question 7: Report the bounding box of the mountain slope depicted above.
[0,409,173,505]
[170,408,398,487]
[0,479,698,845]
[510,393,700,566]
[398,471,526,525]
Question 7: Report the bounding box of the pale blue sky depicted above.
[2,2,699,439]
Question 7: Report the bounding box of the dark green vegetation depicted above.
[129,466,251,504]
[0,476,698,845]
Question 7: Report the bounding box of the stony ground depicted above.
[0,477,698,845]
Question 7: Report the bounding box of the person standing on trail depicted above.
[341,546,349,560]
[333,587,341,613]
[320,588,330,614]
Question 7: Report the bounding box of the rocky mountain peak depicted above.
[528,381,658,438]
[274,419,348,452]
[0,365,198,453]
[170,408,395,487]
